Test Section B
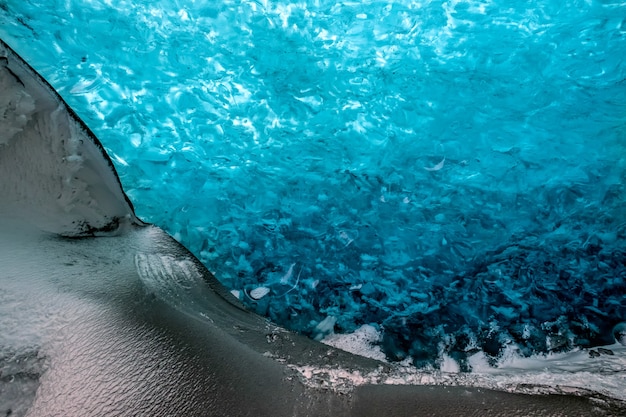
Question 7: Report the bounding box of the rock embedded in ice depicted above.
[597,347,614,356]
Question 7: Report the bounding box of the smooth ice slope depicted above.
[1,0,624,367]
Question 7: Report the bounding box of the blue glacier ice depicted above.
[1,0,624,369]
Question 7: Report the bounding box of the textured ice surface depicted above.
[1,0,624,369]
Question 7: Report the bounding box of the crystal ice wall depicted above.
[1,0,624,367]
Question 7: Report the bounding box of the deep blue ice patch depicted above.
[1,0,625,368]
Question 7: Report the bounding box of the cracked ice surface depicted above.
[1,0,625,369]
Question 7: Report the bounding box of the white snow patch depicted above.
[248,286,270,300]
[322,324,387,362]
[440,354,460,373]
[313,316,337,341]
[311,329,626,402]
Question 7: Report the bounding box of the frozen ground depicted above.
[1,0,624,371]
[320,324,626,402]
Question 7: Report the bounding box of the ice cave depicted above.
[0,0,625,414]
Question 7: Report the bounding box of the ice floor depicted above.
[1,0,624,370]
